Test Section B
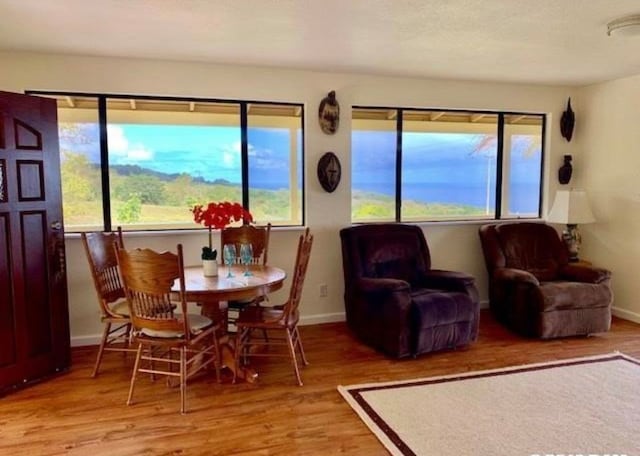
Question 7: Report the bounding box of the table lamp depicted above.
[547,189,595,262]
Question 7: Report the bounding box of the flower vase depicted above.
[202,259,218,277]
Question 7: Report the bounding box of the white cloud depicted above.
[107,124,153,162]
[216,142,242,169]
[231,141,257,156]
[107,125,128,155]
[127,147,153,160]
[222,150,237,167]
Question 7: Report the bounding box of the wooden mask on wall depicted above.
[560,97,575,142]
[318,90,340,135]
[317,152,341,193]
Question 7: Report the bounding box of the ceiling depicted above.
[1,0,640,86]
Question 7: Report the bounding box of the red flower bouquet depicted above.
[191,201,253,260]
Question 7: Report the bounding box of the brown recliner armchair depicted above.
[340,224,480,358]
[479,222,612,338]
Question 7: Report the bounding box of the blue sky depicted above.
[108,124,294,185]
[60,123,539,205]
[351,130,541,186]
[61,123,296,186]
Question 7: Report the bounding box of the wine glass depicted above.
[240,243,253,277]
[223,243,236,278]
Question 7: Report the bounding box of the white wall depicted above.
[0,51,575,345]
[577,74,640,323]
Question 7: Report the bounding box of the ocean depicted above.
[354,181,540,215]
[251,179,541,215]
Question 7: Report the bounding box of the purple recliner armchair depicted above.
[479,222,612,338]
[340,224,480,358]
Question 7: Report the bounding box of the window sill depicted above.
[64,225,307,240]
[351,217,543,228]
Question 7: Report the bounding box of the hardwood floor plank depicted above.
[1,311,639,455]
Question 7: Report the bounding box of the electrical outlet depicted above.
[319,284,328,297]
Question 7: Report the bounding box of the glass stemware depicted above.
[240,243,253,276]
[223,243,236,278]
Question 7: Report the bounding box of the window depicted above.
[56,96,103,230]
[31,93,304,232]
[247,104,303,224]
[352,108,544,222]
[351,111,396,221]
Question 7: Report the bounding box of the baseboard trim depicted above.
[612,306,640,324]
[71,335,102,348]
[71,312,349,347]
[71,302,491,347]
[299,312,346,326]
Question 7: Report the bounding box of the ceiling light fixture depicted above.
[607,14,640,36]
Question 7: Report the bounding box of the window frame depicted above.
[27,90,306,232]
[351,105,546,223]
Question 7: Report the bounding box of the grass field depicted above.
[63,188,487,231]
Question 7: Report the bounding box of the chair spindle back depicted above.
[81,227,125,318]
[221,223,271,265]
[115,244,192,340]
[282,228,313,323]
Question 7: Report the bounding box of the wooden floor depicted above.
[2,311,640,456]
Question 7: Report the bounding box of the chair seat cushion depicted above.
[410,288,446,298]
[538,281,612,312]
[411,291,475,328]
[109,300,130,317]
[237,305,298,328]
[141,313,212,338]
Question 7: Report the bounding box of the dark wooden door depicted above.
[0,91,70,394]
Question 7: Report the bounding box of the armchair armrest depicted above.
[417,269,479,303]
[421,269,475,288]
[559,264,611,284]
[351,276,413,329]
[356,277,410,293]
[494,267,540,286]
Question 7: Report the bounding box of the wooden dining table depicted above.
[172,264,286,382]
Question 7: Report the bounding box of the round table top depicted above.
[173,264,286,302]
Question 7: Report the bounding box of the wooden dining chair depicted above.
[82,227,137,377]
[115,243,222,414]
[221,223,272,331]
[221,222,271,266]
[234,228,313,386]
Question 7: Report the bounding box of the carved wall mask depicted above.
[318,90,340,135]
[317,152,341,192]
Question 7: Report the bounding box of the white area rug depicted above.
[338,353,640,456]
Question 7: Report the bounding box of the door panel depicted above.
[21,211,51,357]
[0,159,6,201]
[0,91,69,393]
[17,160,45,201]
[14,118,43,150]
[0,213,16,368]
[0,116,4,148]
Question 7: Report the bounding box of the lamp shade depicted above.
[547,190,595,224]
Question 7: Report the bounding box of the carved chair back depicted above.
[115,244,193,341]
[81,227,126,319]
[221,223,271,265]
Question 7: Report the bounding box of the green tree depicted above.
[117,194,142,223]
[60,150,98,203]
[112,174,166,205]
[164,174,197,206]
